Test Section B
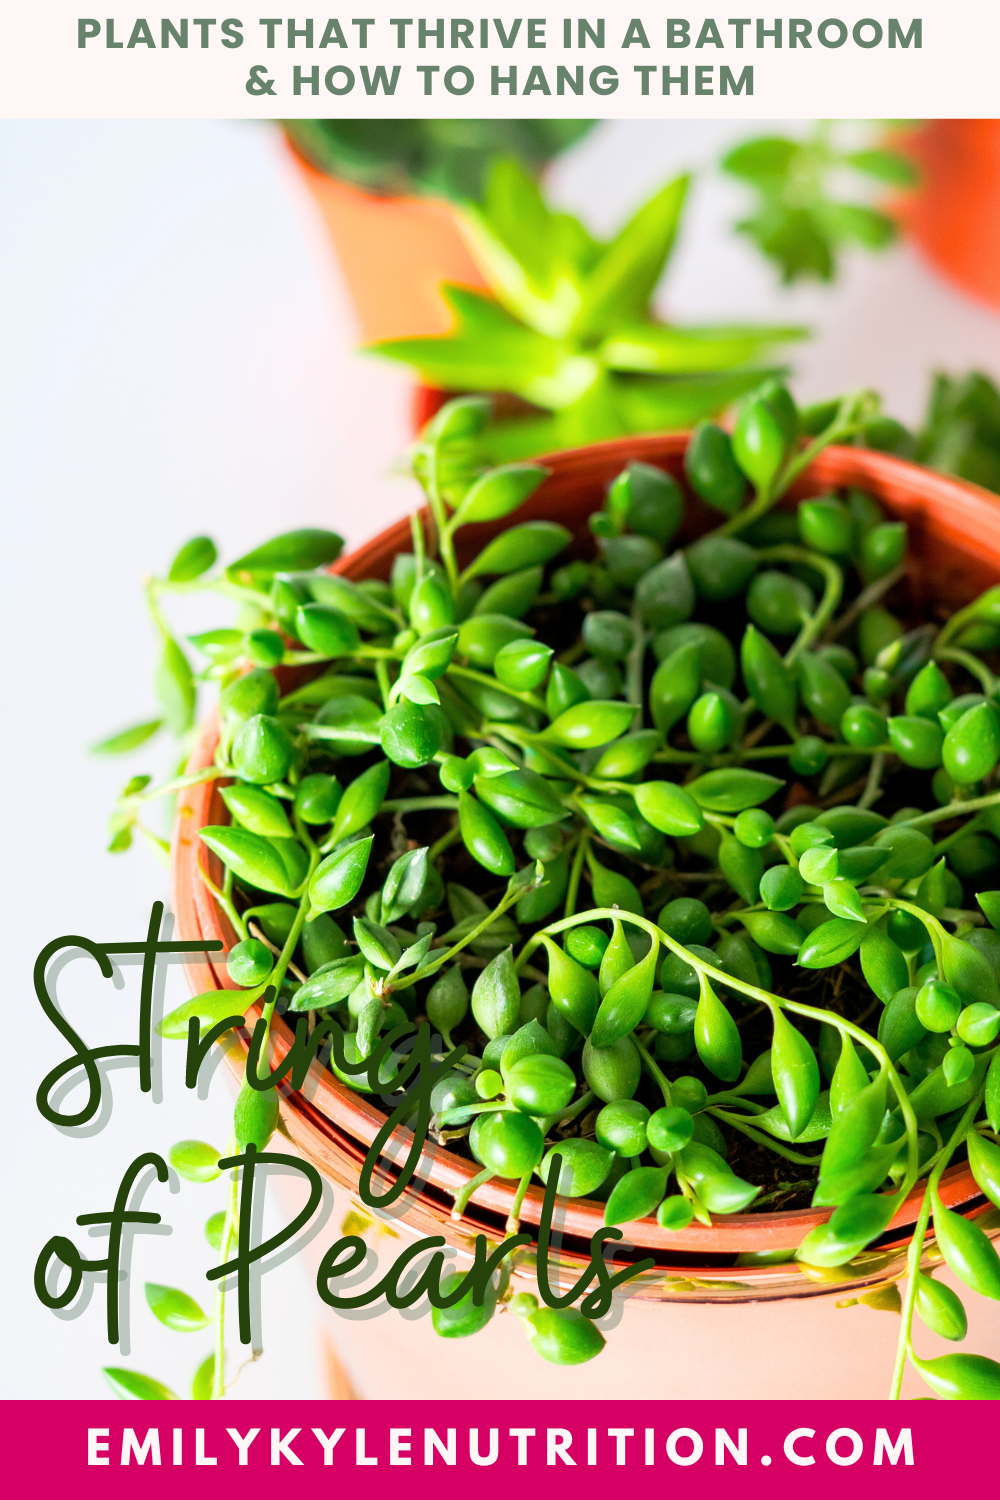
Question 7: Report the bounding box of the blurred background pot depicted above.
[283,120,593,341]
[288,146,486,342]
[894,120,1000,313]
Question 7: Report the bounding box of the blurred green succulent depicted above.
[918,371,1000,496]
[722,122,919,284]
[372,159,806,461]
[282,118,594,202]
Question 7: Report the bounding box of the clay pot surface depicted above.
[288,144,486,343]
[172,434,1000,1301]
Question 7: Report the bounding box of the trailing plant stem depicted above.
[889,1089,987,1400]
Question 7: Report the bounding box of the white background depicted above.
[3,117,1000,1400]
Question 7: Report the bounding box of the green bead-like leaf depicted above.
[231,714,293,785]
[516,847,569,923]
[156,636,196,736]
[797,917,867,969]
[828,1033,869,1117]
[494,637,553,689]
[906,1051,991,1124]
[633,780,703,836]
[475,768,568,828]
[519,1303,606,1365]
[382,699,445,767]
[978,890,1000,932]
[598,918,635,995]
[603,1165,669,1228]
[967,1130,1000,1211]
[932,1189,1000,1300]
[475,566,544,619]
[759,864,804,911]
[234,1080,280,1151]
[192,1354,215,1400]
[382,846,431,922]
[823,877,865,922]
[719,833,763,904]
[464,521,571,578]
[738,910,804,956]
[941,931,1000,1008]
[145,1283,211,1333]
[539,1139,613,1198]
[582,1034,641,1102]
[545,699,638,749]
[821,1071,887,1179]
[309,834,374,914]
[427,965,470,1036]
[987,1052,1000,1134]
[914,1273,968,1343]
[754,1093,831,1143]
[678,1140,760,1213]
[353,917,402,971]
[811,1141,899,1208]
[505,1053,576,1115]
[91,718,164,755]
[635,554,696,630]
[741,624,797,730]
[591,939,658,1049]
[286,955,365,1011]
[770,1006,820,1140]
[579,797,641,851]
[685,768,784,813]
[295,602,361,657]
[943,702,1000,785]
[458,791,515,875]
[228,528,343,576]
[452,462,549,526]
[168,1140,221,1183]
[693,979,742,1082]
[102,1368,177,1401]
[798,650,852,728]
[168,534,218,582]
[220,785,293,840]
[541,936,600,1036]
[589,857,643,916]
[325,761,389,848]
[472,947,521,1040]
[796,1191,898,1267]
[648,640,701,732]
[860,924,909,1003]
[593,730,661,779]
[157,990,250,1042]
[912,1351,1000,1400]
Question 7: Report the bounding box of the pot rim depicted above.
[171,434,996,1271]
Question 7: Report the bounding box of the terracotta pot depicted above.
[893,120,1000,313]
[172,435,999,1308]
[287,143,487,343]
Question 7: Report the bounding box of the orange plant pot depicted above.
[287,144,487,343]
[894,119,1000,313]
[172,436,999,1307]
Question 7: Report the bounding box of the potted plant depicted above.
[100,385,1000,1403]
[372,158,809,460]
[281,120,594,341]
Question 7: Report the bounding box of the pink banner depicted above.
[3,1400,989,1497]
